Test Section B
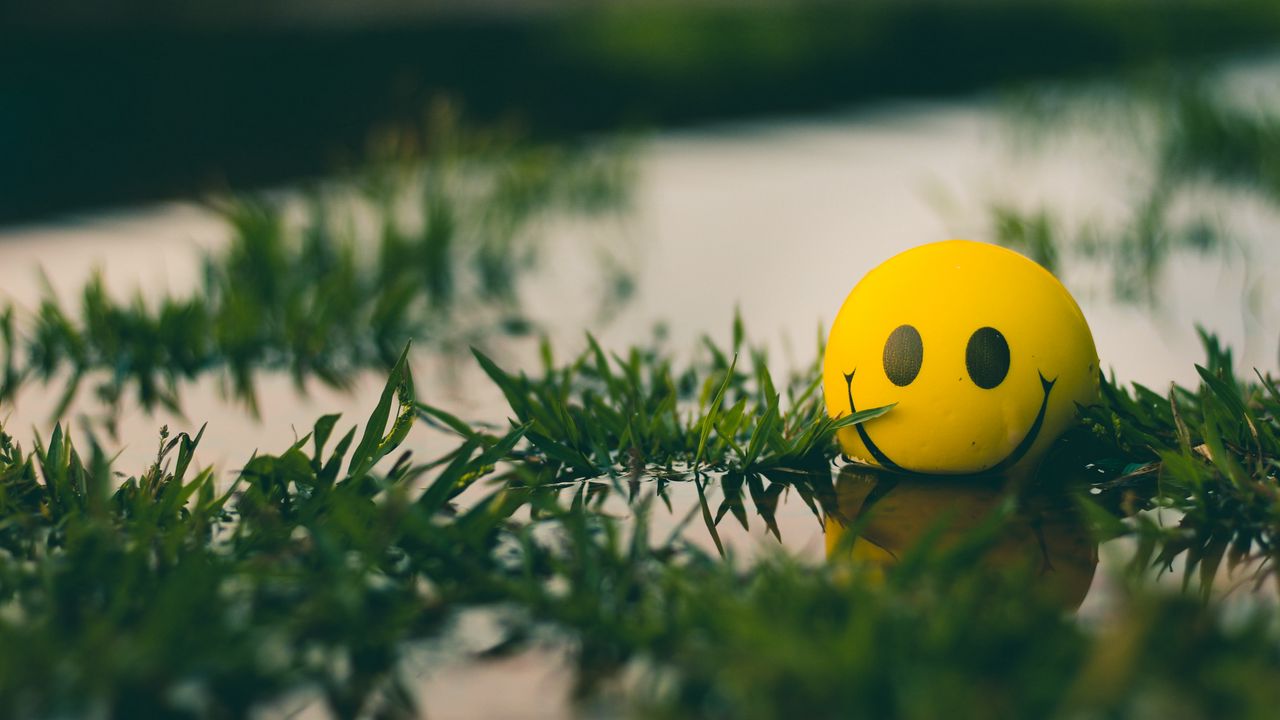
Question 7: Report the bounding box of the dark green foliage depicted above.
[1159,79,1280,199]
[626,568,1280,720]
[11,0,1280,223]
[991,205,1059,273]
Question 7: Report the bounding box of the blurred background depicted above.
[6,0,1280,220]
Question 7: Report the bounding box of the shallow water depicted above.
[2,78,1279,717]
[4,91,1279,468]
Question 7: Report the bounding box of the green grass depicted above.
[995,73,1280,305]
[986,71,1280,598]
[1078,333,1280,596]
[0,321,1277,717]
[0,346,536,717]
[0,117,632,427]
[418,316,888,484]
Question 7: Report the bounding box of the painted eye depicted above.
[966,327,1010,389]
[883,324,923,386]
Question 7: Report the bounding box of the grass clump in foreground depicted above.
[0,324,1278,718]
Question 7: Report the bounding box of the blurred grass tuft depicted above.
[0,113,633,426]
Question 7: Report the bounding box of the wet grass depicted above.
[419,317,888,483]
[1081,333,1280,596]
[0,326,1278,717]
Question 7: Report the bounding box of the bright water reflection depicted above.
[521,454,1114,612]
[822,467,1097,611]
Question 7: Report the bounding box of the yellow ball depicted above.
[822,240,1099,476]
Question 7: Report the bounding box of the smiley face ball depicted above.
[822,240,1099,476]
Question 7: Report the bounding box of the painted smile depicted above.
[842,370,1056,474]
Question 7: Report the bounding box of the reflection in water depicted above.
[821,466,1099,610]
